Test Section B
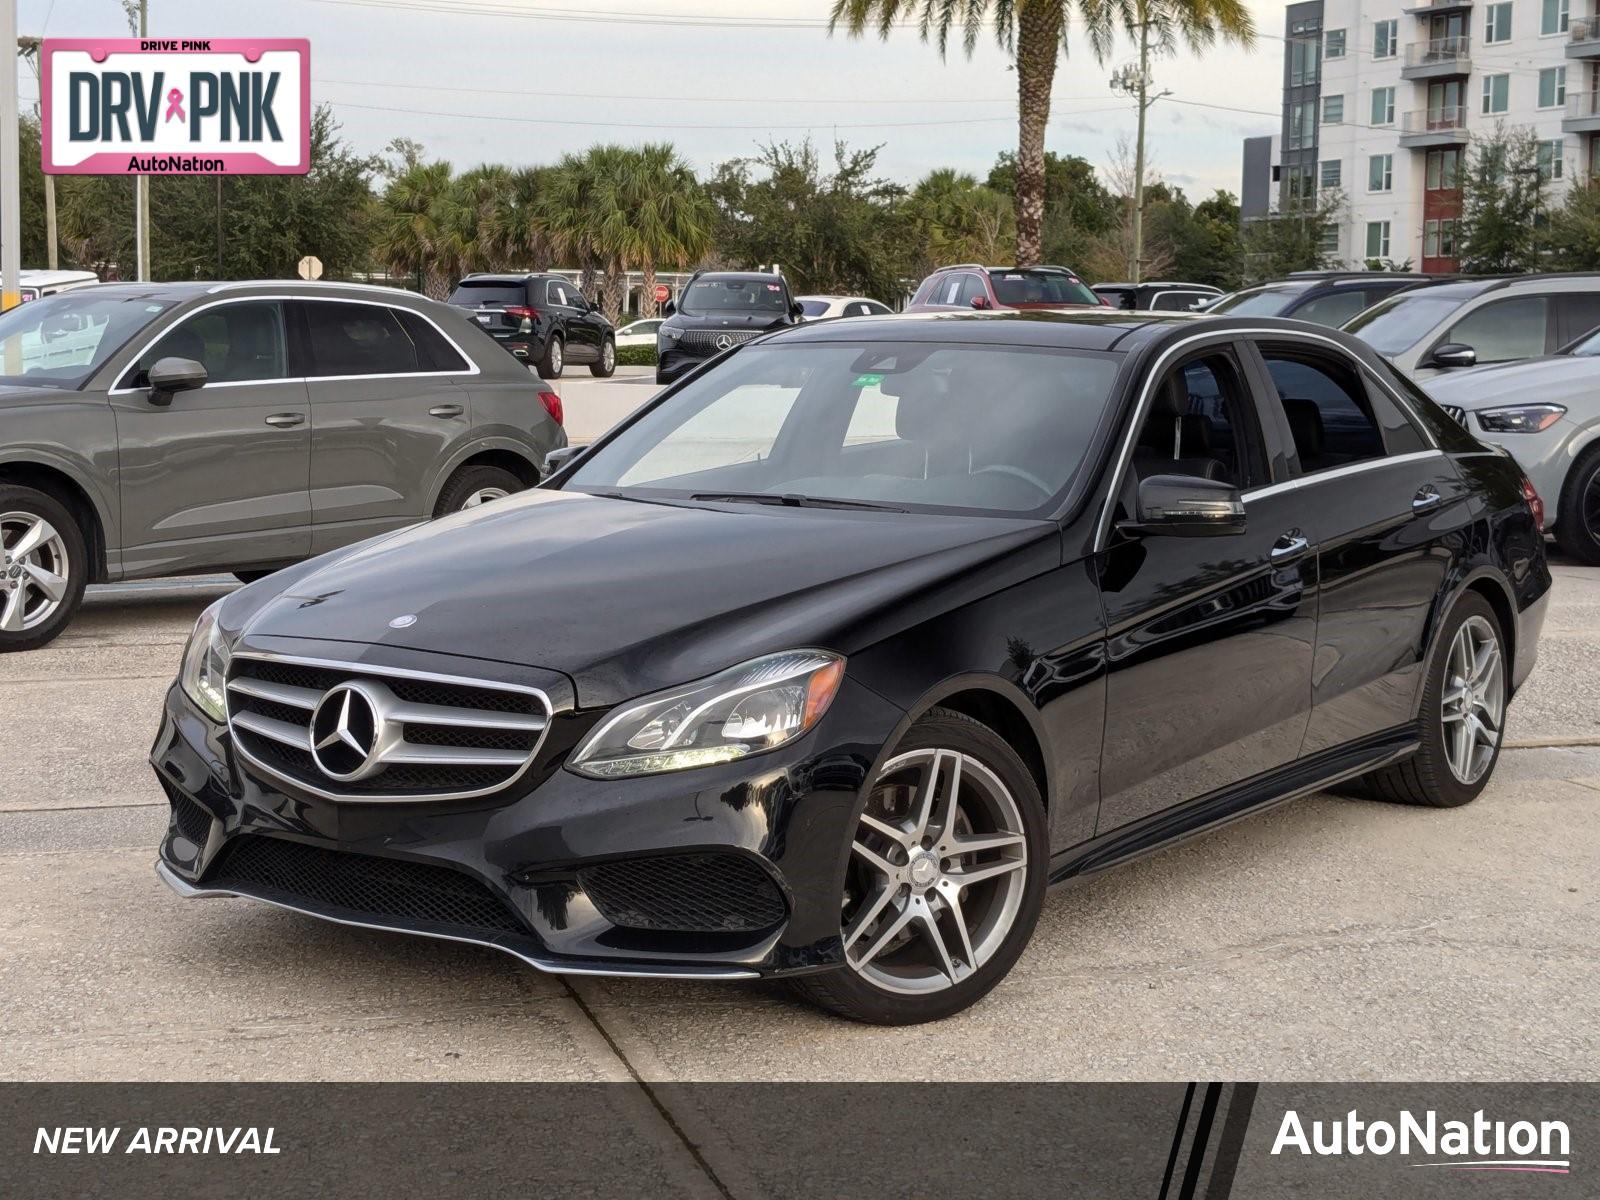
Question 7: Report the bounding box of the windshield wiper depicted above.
[689,491,906,513]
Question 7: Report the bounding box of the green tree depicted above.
[1458,124,1548,273]
[373,159,468,298]
[831,0,1250,267]
[1240,189,1342,283]
[621,144,716,318]
[1545,181,1600,270]
[908,168,1016,273]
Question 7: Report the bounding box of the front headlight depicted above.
[659,325,682,343]
[1475,404,1566,433]
[179,600,232,723]
[568,650,845,779]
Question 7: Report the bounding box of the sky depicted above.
[15,0,1289,201]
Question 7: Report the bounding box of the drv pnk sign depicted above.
[40,39,309,175]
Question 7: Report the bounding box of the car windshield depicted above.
[0,293,173,389]
[799,300,832,317]
[988,270,1098,306]
[447,281,527,307]
[565,342,1122,516]
[681,279,789,316]
[1564,326,1600,356]
[1205,285,1308,317]
[1344,292,1464,355]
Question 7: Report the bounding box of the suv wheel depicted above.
[1351,592,1507,807]
[537,336,564,380]
[1554,445,1600,565]
[590,337,616,378]
[0,486,89,653]
[433,465,528,518]
[790,708,1047,1024]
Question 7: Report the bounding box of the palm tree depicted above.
[372,161,467,298]
[910,168,1016,270]
[830,0,1252,267]
[534,149,610,299]
[624,144,715,318]
[455,164,519,273]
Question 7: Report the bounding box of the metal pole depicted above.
[135,0,149,281]
[215,175,223,276]
[1,0,22,312]
[44,174,56,270]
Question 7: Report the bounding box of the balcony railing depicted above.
[1572,17,1600,41]
[1566,90,1600,118]
[1404,35,1471,67]
[1402,105,1469,133]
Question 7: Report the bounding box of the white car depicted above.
[796,295,894,321]
[615,318,664,349]
[18,269,99,303]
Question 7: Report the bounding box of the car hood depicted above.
[240,488,1058,709]
[1423,355,1600,409]
[668,313,792,331]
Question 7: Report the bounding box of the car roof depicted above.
[1093,281,1218,291]
[757,308,1198,352]
[54,280,440,305]
[455,273,556,284]
[692,271,787,282]
[20,269,99,286]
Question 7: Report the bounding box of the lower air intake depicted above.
[578,853,787,934]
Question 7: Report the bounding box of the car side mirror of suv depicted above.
[146,357,208,406]
[970,295,991,310]
[789,301,805,319]
[1429,342,1477,370]
[545,445,584,475]
[1123,474,1246,537]
[662,300,676,316]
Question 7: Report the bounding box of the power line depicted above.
[305,0,913,28]
[313,76,1028,105]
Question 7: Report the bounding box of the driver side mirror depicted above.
[789,301,805,319]
[1122,475,1246,537]
[1429,342,1477,370]
[662,299,676,317]
[545,445,585,475]
[970,295,991,310]
[145,357,208,406]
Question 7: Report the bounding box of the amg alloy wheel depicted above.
[1440,614,1504,786]
[792,708,1046,1023]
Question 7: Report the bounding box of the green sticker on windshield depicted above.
[852,372,885,388]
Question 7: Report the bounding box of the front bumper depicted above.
[151,642,904,980]
[654,344,714,383]
[1464,416,1587,528]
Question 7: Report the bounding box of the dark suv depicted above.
[656,271,805,384]
[1205,271,1444,328]
[906,264,1102,313]
[447,273,615,380]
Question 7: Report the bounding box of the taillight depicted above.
[1520,474,1545,531]
[538,390,563,425]
[504,305,538,321]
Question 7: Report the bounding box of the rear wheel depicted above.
[537,336,564,380]
[590,337,616,378]
[1353,592,1507,807]
[1554,445,1600,565]
[433,464,527,517]
[791,708,1047,1024]
[0,486,88,653]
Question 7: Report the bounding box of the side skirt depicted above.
[1047,726,1420,885]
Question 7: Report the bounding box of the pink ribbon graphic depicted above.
[164,88,185,123]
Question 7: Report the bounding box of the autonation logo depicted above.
[1272,1108,1572,1176]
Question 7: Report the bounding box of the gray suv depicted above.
[0,281,566,651]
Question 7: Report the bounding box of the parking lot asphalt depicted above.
[1,562,1595,1084]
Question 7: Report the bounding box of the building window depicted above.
[1539,66,1567,108]
[1288,101,1317,149]
[1323,94,1345,123]
[1321,159,1343,189]
[1319,226,1340,253]
[1366,221,1392,259]
[1371,86,1396,126]
[1368,153,1394,192]
[1424,220,1441,257]
[1441,219,1458,258]
[1325,29,1346,58]
[1291,34,1322,85]
[1374,19,1398,58]
[1538,137,1565,179]
[1486,2,1513,43]
[1285,164,1317,202]
[1426,148,1461,190]
[1482,73,1510,114]
[1542,0,1570,35]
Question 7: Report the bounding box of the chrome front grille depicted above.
[225,653,551,802]
[1439,404,1468,427]
[677,329,764,350]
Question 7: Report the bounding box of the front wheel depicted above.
[1554,445,1600,565]
[790,708,1047,1024]
[0,486,88,653]
[590,338,616,377]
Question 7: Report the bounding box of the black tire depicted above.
[1352,591,1507,808]
[1553,445,1600,565]
[536,335,564,380]
[790,707,1048,1024]
[590,337,616,378]
[432,465,528,518]
[0,485,89,653]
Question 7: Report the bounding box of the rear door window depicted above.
[1291,289,1372,328]
[1441,296,1552,363]
[1257,347,1387,473]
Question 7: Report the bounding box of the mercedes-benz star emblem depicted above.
[714,333,734,350]
[310,683,382,781]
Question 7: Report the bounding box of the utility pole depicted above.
[134,0,149,281]
[1110,6,1171,285]
[1,0,20,313]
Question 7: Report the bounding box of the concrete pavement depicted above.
[0,565,1595,1082]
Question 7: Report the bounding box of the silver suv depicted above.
[0,281,566,651]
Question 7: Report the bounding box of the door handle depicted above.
[1271,530,1310,562]
[429,404,465,419]
[1413,485,1442,512]
[264,412,305,428]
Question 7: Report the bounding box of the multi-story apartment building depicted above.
[1246,0,1596,271]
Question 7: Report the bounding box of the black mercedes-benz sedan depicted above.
[152,311,1551,1024]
